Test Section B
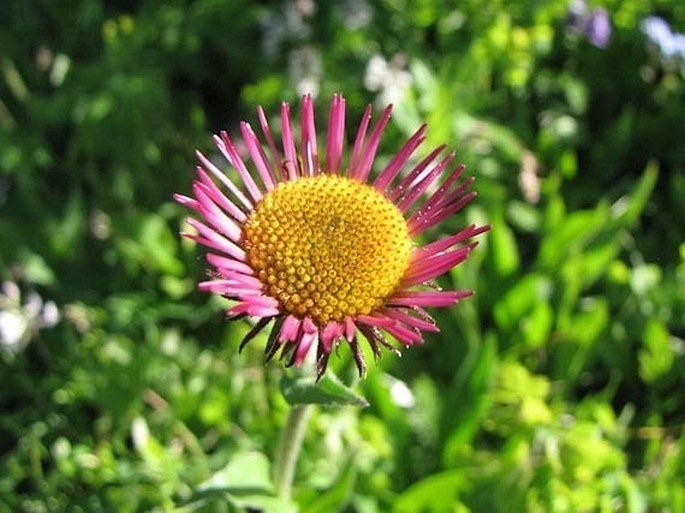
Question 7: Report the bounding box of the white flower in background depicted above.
[642,16,685,64]
[385,374,416,409]
[0,310,28,350]
[519,151,541,204]
[260,0,315,59]
[0,280,60,353]
[288,46,323,97]
[341,0,372,29]
[364,53,413,105]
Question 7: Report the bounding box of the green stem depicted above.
[274,404,313,502]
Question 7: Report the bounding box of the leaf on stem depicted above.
[280,372,369,408]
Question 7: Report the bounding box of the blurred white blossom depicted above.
[364,53,412,105]
[519,151,541,204]
[385,373,416,409]
[642,16,685,65]
[0,280,60,353]
[288,46,322,97]
[260,0,315,59]
[341,0,372,29]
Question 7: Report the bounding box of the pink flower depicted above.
[175,94,489,378]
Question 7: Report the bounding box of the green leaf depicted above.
[189,451,296,513]
[301,457,356,513]
[489,215,519,277]
[393,470,467,513]
[639,319,674,384]
[452,111,523,162]
[47,188,86,259]
[567,297,609,347]
[114,212,183,276]
[20,250,56,286]
[537,203,610,270]
[520,300,553,348]
[493,272,553,332]
[622,161,658,225]
[280,372,369,408]
[442,334,497,465]
[507,200,540,232]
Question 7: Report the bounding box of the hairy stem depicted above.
[273,404,313,502]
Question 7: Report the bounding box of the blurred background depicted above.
[1,0,684,511]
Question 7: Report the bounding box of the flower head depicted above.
[175,94,489,378]
[0,280,60,354]
[642,16,685,63]
[567,0,612,48]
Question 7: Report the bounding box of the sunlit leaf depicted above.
[280,372,369,408]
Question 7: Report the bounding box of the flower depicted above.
[175,94,489,378]
[642,16,685,63]
[585,8,611,48]
[567,0,611,49]
[0,280,60,354]
[364,54,412,105]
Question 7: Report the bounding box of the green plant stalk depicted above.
[274,404,313,502]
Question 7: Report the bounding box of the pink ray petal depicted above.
[281,102,300,181]
[257,105,285,180]
[215,132,263,203]
[388,144,446,202]
[173,193,201,211]
[300,94,319,176]
[417,167,469,215]
[228,297,281,318]
[223,287,265,297]
[352,104,393,183]
[344,317,357,342]
[433,176,475,210]
[321,321,343,353]
[279,315,302,343]
[356,314,396,329]
[397,151,455,213]
[293,317,318,366]
[387,290,473,308]
[196,167,248,223]
[206,253,255,276]
[381,308,439,332]
[408,191,478,237]
[193,184,242,242]
[373,124,427,192]
[384,323,424,345]
[184,218,246,261]
[402,244,476,286]
[198,280,263,295]
[181,233,219,252]
[347,104,372,178]
[240,122,276,191]
[325,94,346,175]
[411,224,490,263]
[205,269,263,288]
[196,150,252,210]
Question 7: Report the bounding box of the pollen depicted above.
[243,175,412,326]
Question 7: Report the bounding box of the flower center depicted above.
[243,175,412,326]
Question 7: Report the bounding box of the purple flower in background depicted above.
[642,16,685,62]
[585,8,611,48]
[567,0,612,48]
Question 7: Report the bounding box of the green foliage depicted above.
[281,373,369,408]
[2,0,685,512]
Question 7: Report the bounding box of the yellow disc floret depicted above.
[243,175,412,326]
